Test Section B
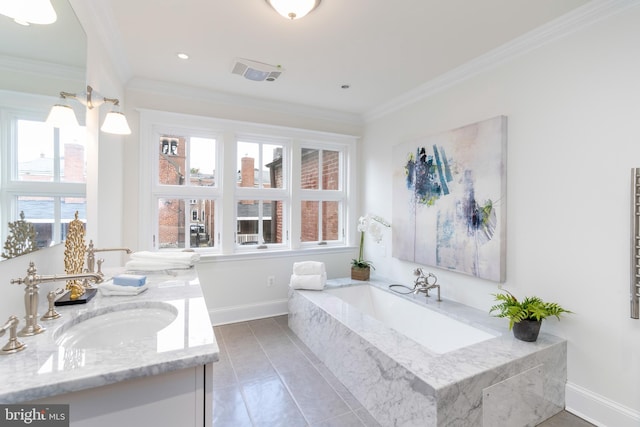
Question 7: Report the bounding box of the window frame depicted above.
[298,141,348,247]
[0,91,87,248]
[148,122,221,252]
[138,109,358,256]
[235,134,290,251]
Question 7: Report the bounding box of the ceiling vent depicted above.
[231,58,283,82]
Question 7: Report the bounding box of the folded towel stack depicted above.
[98,281,149,296]
[289,261,326,290]
[125,251,201,271]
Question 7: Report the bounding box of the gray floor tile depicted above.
[315,363,363,411]
[242,375,308,427]
[536,410,596,427]
[279,365,351,424]
[285,331,322,364]
[232,351,277,384]
[274,314,289,327]
[255,333,293,350]
[266,345,316,375]
[212,385,253,427]
[211,356,237,389]
[311,411,365,427]
[219,322,253,339]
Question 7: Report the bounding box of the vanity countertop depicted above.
[0,268,218,403]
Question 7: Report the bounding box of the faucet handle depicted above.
[41,289,64,321]
[425,272,438,286]
[97,258,104,276]
[0,316,27,355]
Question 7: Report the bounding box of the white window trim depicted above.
[138,108,359,255]
[0,91,87,246]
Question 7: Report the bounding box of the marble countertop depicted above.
[0,268,219,404]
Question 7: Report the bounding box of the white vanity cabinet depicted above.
[32,364,213,427]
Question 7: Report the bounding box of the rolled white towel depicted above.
[98,282,149,296]
[292,261,326,276]
[289,273,326,290]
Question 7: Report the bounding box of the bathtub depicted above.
[289,279,567,427]
[325,285,495,354]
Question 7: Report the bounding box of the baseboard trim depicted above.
[209,299,288,326]
[565,382,640,427]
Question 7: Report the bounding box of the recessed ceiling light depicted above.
[177,53,189,60]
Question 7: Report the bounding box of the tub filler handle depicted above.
[389,269,441,302]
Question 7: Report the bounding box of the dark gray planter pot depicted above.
[512,319,542,342]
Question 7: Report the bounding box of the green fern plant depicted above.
[489,290,572,330]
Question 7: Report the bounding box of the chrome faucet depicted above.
[10,262,103,336]
[412,268,441,301]
[86,240,132,275]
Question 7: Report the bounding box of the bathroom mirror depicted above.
[0,0,87,260]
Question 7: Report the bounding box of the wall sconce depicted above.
[46,85,131,135]
[265,0,321,20]
[0,0,56,25]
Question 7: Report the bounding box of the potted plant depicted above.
[489,290,572,342]
[351,214,390,281]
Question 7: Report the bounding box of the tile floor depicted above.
[212,315,594,427]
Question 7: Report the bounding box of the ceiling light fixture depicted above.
[0,0,57,25]
[46,85,131,135]
[177,52,189,60]
[265,0,321,20]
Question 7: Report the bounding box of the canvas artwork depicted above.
[392,116,507,282]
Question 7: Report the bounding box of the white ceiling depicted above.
[98,0,590,117]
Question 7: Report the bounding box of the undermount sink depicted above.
[53,302,178,350]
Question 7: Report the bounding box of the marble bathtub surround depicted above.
[289,278,567,427]
[0,268,218,404]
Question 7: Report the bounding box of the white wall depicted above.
[361,5,640,426]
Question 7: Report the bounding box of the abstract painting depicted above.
[392,116,507,282]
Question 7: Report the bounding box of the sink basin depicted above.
[53,302,178,350]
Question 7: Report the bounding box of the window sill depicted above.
[197,245,356,263]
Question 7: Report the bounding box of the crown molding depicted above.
[127,77,364,127]
[363,0,638,122]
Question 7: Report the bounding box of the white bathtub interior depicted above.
[326,285,496,354]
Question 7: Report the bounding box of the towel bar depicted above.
[631,169,640,319]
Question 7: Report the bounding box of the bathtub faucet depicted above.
[412,268,441,301]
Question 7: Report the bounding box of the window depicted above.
[1,94,87,249]
[300,147,344,245]
[235,138,287,249]
[139,110,356,255]
[153,131,218,250]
